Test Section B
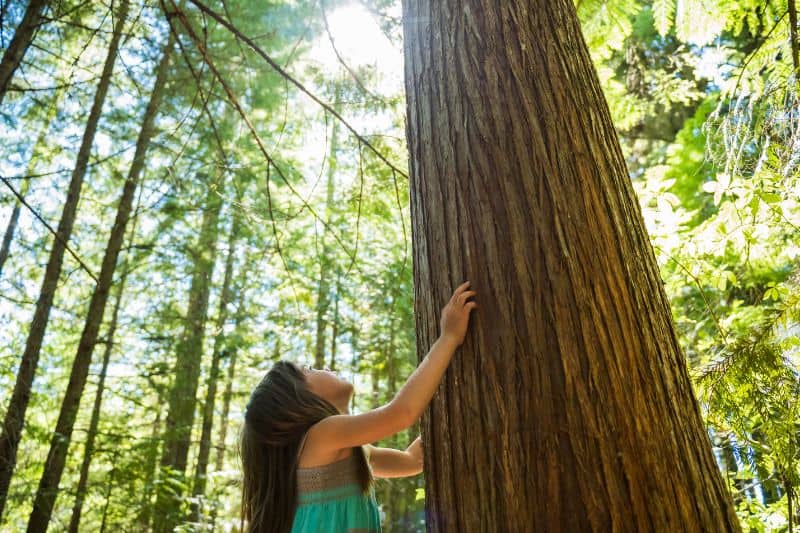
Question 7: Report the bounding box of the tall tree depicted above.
[67,185,144,533]
[210,277,248,531]
[314,86,342,369]
[0,0,49,105]
[66,266,127,533]
[189,184,242,524]
[154,170,226,532]
[0,0,130,518]
[26,17,175,530]
[401,0,742,531]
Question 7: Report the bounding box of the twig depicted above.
[186,0,408,180]
[0,176,99,282]
[168,1,359,268]
[730,10,788,99]
[320,0,382,104]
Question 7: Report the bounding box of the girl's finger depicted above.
[457,290,477,304]
[465,302,478,311]
[449,281,470,303]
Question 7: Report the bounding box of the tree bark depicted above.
[401,1,741,531]
[154,171,225,532]
[0,0,49,105]
[0,0,130,518]
[190,186,242,524]
[26,17,174,532]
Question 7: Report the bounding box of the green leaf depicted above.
[653,0,675,36]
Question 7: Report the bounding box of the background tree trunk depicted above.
[190,185,242,524]
[401,0,741,531]
[138,408,163,531]
[0,0,49,105]
[209,281,247,531]
[314,88,341,369]
[67,277,126,533]
[67,184,145,533]
[0,0,130,518]
[26,17,176,531]
[155,171,225,532]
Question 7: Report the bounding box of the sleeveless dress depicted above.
[291,434,381,533]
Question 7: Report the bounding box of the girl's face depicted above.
[301,365,353,412]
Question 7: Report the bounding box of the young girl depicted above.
[240,281,477,533]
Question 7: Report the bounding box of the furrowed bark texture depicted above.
[400,1,741,531]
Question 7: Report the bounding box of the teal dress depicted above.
[291,440,381,533]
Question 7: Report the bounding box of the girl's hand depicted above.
[440,281,477,346]
[408,436,423,471]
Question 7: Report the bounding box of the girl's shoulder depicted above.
[297,422,355,468]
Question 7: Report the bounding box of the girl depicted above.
[240,281,478,533]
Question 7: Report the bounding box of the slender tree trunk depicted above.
[314,87,341,369]
[98,448,118,533]
[329,272,340,371]
[138,408,163,531]
[0,179,30,279]
[0,0,130,518]
[401,1,741,531]
[26,19,174,532]
[67,186,144,533]
[190,188,242,524]
[0,0,49,105]
[0,81,63,278]
[155,172,225,532]
[209,283,247,531]
[66,283,122,533]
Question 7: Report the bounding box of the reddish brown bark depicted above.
[401,1,741,531]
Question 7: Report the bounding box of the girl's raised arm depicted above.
[307,281,477,451]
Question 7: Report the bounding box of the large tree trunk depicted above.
[190,185,242,524]
[26,19,174,531]
[154,171,225,532]
[401,1,741,531]
[0,0,49,105]
[0,0,130,518]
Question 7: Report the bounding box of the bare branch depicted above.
[186,0,408,180]
[0,175,99,282]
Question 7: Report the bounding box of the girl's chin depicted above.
[341,380,354,396]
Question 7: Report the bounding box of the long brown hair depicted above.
[239,360,372,533]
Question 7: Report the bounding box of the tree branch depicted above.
[0,175,99,282]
